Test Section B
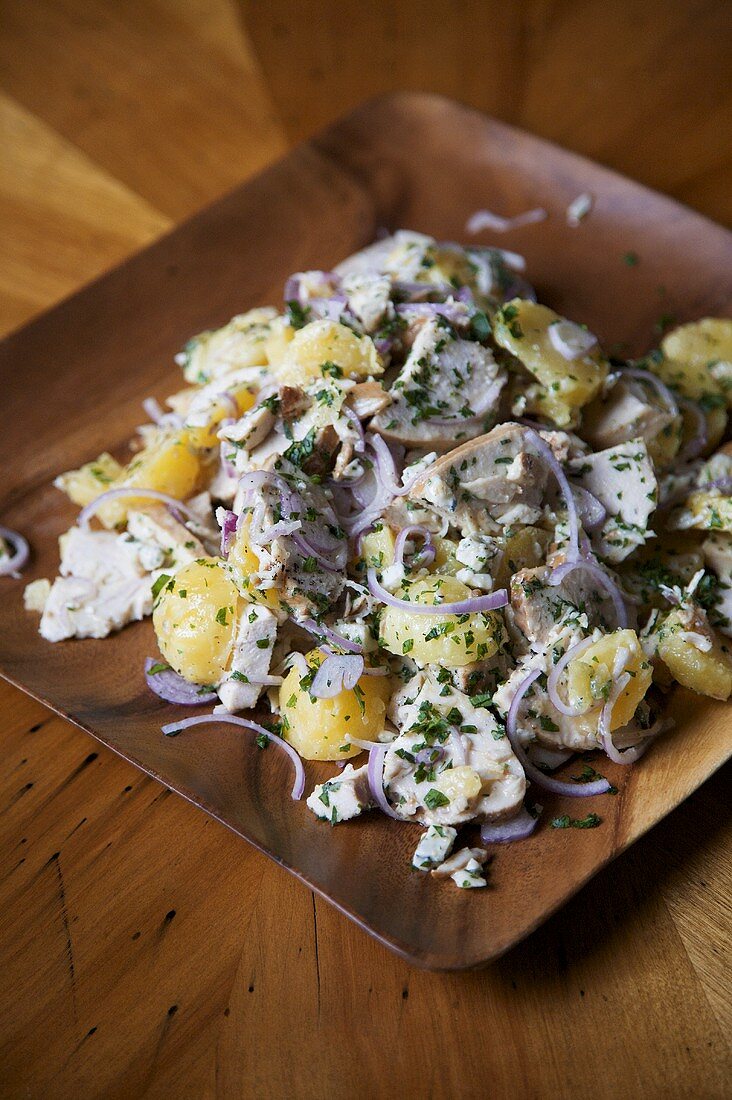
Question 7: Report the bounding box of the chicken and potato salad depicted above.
[11,229,732,888]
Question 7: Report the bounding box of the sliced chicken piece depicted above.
[510,564,618,644]
[431,847,489,878]
[217,604,278,712]
[125,504,205,573]
[39,527,152,641]
[334,230,433,281]
[221,403,277,451]
[570,439,657,563]
[412,825,457,869]
[582,378,679,456]
[344,380,392,419]
[383,672,525,826]
[406,421,549,535]
[306,763,374,824]
[341,271,394,333]
[702,532,732,635]
[370,319,506,450]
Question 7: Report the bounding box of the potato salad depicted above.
[18,229,732,889]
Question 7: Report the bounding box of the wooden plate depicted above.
[1,93,730,969]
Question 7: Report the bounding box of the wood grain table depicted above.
[0,2,730,1097]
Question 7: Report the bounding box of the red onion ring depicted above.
[299,618,364,654]
[0,524,30,577]
[677,396,708,462]
[505,668,612,797]
[571,485,607,531]
[393,525,436,569]
[310,654,365,698]
[700,476,732,494]
[219,509,238,556]
[622,368,679,418]
[367,567,508,614]
[480,806,539,844]
[367,744,402,819]
[546,636,596,717]
[548,557,629,629]
[598,661,646,765]
[161,713,305,799]
[290,531,343,573]
[77,488,201,529]
[548,321,598,360]
[144,658,217,705]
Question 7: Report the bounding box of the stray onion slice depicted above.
[0,524,30,577]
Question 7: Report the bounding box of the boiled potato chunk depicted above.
[662,319,732,407]
[54,452,123,507]
[179,308,279,384]
[493,300,608,427]
[98,428,206,528]
[225,518,281,610]
[566,629,652,729]
[379,576,502,667]
[656,608,732,700]
[279,650,391,761]
[263,315,296,368]
[650,336,727,451]
[275,320,382,385]
[677,490,732,533]
[153,557,239,684]
[358,525,396,570]
[185,382,258,448]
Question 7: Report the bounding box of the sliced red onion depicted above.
[367,567,507,614]
[699,475,732,495]
[219,441,237,480]
[466,207,547,234]
[623,367,679,418]
[546,636,596,717]
[299,618,364,654]
[571,485,607,531]
[392,280,456,302]
[367,744,402,820]
[346,736,383,751]
[144,657,217,705]
[142,396,165,423]
[0,525,30,577]
[290,531,342,573]
[161,713,305,799]
[253,517,302,546]
[309,295,348,322]
[286,652,310,676]
[78,488,200,529]
[393,525,435,569]
[506,668,612,797]
[480,806,539,844]
[677,396,708,462]
[218,509,238,556]
[598,669,646,765]
[548,557,629,629]
[522,428,580,561]
[548,320,598,360]
[566,192,593,226]
[310,654,365,698]
[395,302,469,326]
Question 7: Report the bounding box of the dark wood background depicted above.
[0,1,730,1096]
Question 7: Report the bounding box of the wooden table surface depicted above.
[0,3,730,1097]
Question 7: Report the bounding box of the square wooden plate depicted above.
[1,94,730,969]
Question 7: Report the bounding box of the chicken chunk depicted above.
[371,319,506,450]
[570,439,657,563]
[306,763,374,824]
[39,527,153,641]
[582,377,680,463]
[382,672,525,825]
[510,564,618,644]
[217,604,278,712]
[407,422,549,535]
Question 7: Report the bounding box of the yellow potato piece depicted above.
[651,333,727,452]
[54,452,123,507]
[225,517,281,610]
[185,382,258,448]
[656,609,732,701]
[434,765,482,803]
[379,576,502,668]
[279,651,391,761]
[357,525,396,571]
[493,300,608,427]
[566,629,652,730]
[97,428,205,528]
[153,557,239,685]
[681,491,732,533]
[275,320,382,385]
[263,316,296,368]
[662,319,732,408]
[180,307,279,384]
